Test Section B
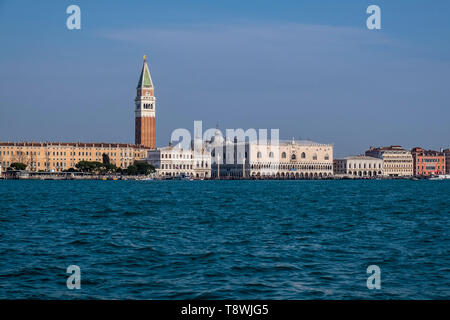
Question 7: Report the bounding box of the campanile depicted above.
[135,55,156,149]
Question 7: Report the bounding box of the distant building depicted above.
[365,146,413,177]
[334,156,383,177]
[206,130,333,179]
[411,147,445,176]
[445,149,450,174]
[135,56,156,149]
[147,144,211,179]
[0,142,149,172]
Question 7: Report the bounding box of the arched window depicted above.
[301,152,306,159]
[291,154,296,160]
[281,152,286,159]
[313,154,317,160]
[257,151,262,158]
[269,152,274,158]
[324,154,329,160]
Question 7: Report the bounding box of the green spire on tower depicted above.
[137,55,153,88]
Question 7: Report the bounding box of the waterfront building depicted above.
[333,156,383,177]
[206,130,333,179]
[0,142,149,172]
[411,147,445,176]
[147,143,211,179]
[135,56,156,149]
[444,149,450,174]
[365,146,413,177]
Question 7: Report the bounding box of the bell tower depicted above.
[135,55,156,149]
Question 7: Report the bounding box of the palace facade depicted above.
[206,130,333,179]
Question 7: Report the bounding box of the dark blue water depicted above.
[0,180,449,299]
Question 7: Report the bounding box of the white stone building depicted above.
[147,143,211,179]
[206,130,333,179]
[334,156,383,177]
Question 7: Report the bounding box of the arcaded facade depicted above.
[334,156,383,177]
[207,131,333,179]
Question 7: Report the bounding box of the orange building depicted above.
[411,147,445,176]
[135,56,156,149]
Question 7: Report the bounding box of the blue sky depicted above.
[0,0,449,156]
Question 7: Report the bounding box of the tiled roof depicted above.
[0,141,149,149]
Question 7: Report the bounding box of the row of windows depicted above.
[162,153,194,159]
[250,164,333,170]
[347,171,382,176]
[161,164,193,170]
[421,158,443,163]
[255,152,330,160]
[161,161,209,169]
[347,163,382,169]
[422,166,442,171]
[1,150,137,157]
[384,159,413,162]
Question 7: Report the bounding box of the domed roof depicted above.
[211,129,224,144]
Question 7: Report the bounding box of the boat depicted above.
[428,175,450,180]
[174,173,192,180]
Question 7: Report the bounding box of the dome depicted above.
[211,129,224,144]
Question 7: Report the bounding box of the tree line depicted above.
[6,153,155,175]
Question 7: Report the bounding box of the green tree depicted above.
[135,161,156,175]
[103,163,117,174]
[75,161,103,173]
[9,162,27,170]
[102,153,110,165]
[126,164,138,175]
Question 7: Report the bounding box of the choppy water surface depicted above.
[0,180,448,299]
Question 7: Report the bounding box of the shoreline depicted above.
[0,174,447,181]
